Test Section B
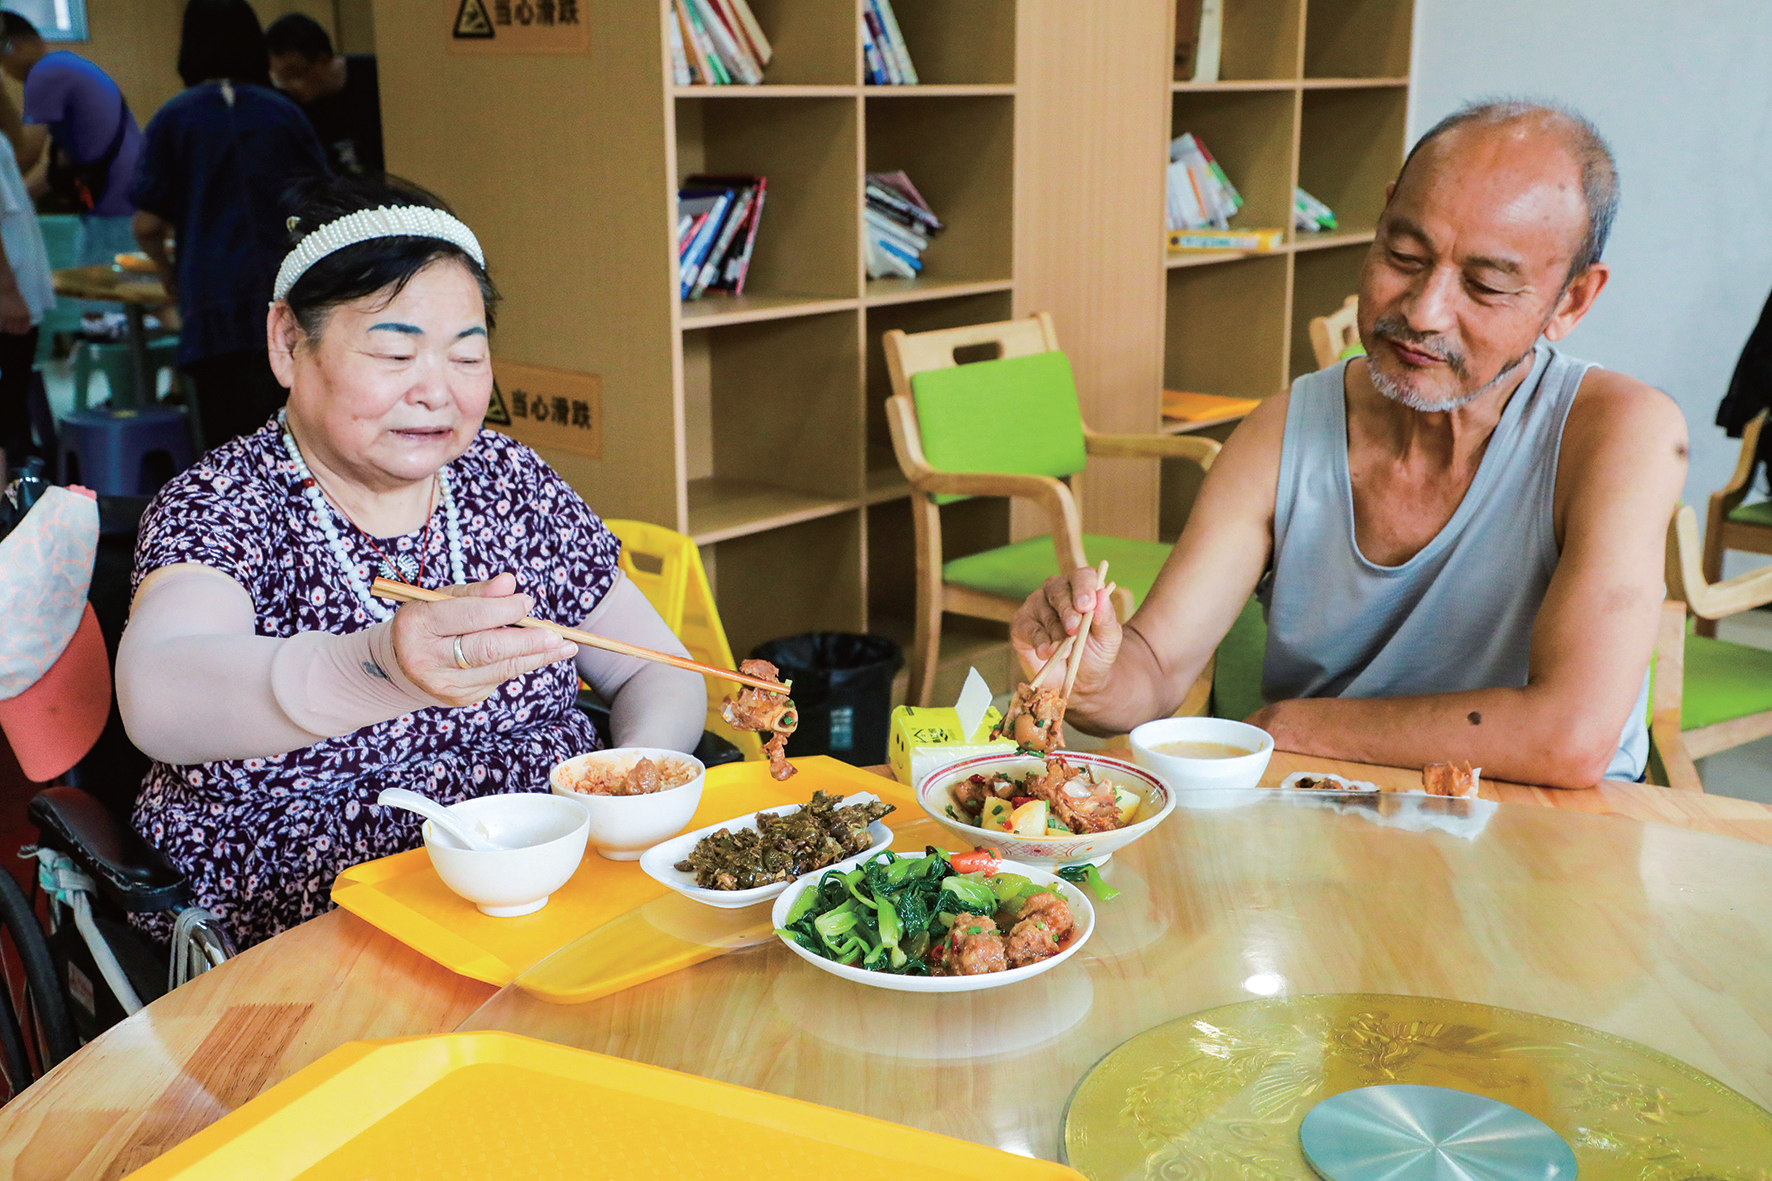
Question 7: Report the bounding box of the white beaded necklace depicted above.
[277,410,467,621]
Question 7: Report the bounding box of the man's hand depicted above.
[1010,567,1121,701]
[388,573,577,707]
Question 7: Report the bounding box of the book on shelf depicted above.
[1167,132,1243,232]
[1162,389,1263,423]
[672,0,768,86]
[1294,187,1338,232]
[1191,0,1222,83]
[1173,0,1200,81]
[679,175,766,299]
[862,0,919,85]
[1166,227,1285,253]
[864,170,941,280]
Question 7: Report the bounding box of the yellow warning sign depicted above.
[487,359,602,459]
[453,0,494,38]
[449,0,589,54]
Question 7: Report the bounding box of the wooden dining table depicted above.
[4,751,1772,1178]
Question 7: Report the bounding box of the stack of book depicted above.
[679,175,767,300]
[1165,132,1284,254]
[1166,132,1240,231]
[861,0,918,85]
[670,0,771,86]
[1294,188,1338,233]
[865,171,942,280]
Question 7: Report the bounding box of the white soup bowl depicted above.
[1128,716,1275,803]
[422,792,590,917]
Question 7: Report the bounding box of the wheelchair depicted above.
[0,490,743,1097]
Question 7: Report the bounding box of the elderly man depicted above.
[1012,101,1686,788]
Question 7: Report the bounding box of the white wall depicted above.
[1411,0,1772,562]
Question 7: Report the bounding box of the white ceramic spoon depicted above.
[376,788,504,851]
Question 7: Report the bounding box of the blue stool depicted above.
[57,406,193,496]
[73,337,181,409]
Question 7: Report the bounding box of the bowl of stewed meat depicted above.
[771,848,1094,992]
[917,750,1175,867]
[549,747,705,860]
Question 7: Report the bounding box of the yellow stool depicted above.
[604,519,763,761]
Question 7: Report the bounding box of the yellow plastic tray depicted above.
[123,1032,1085,1180]
[331,757,932,987]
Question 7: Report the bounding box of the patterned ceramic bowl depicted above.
[916,751,1174,867]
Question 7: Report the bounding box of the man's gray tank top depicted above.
[1262,343,1649,781]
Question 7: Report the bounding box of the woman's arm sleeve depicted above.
[573,576,706,753]
[116,564,445,765]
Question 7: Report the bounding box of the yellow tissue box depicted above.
[888,704,1014,786]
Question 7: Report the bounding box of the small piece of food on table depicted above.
[1422,761,1480,798]
[673,790,893,891]
[777,847,1076,976]
[948,754,1133,836]
[563,754,696,796]
[994,681,1067,754]
[721,658,799,780]
[1056,862,1121,901]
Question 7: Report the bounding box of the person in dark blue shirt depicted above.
[132,0,329,449]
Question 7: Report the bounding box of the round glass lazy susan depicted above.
[1059,993,1772,1180]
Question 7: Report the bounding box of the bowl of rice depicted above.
[549,747,706,860]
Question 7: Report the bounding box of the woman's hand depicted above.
[1009,567,1122,701]
[389,573,577,706]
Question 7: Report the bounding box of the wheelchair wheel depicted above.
[0,865,78,1089]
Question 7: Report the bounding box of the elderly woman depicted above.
[116,174,705,948]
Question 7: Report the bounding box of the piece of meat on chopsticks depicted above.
[996,680,1067,754]
[721,658,799,780]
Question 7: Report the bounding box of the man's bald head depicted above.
[1396,100,1618,284]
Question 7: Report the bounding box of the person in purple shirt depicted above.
[0,11,144,268]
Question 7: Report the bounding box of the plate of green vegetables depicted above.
[769,848,1095,992]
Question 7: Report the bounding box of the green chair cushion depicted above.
[1212,595,1267,722]
[1338,342,1366,360]
[1683,633,1772,731]
[911,351,1087,505]
[941,533,1171,610]
[1726,500,1772,528]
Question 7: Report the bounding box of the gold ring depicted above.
[452,636,471,670]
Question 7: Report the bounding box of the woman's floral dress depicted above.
[130,420,620,948]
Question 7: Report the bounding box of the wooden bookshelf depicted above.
[1155,0,1414,537]
[371,0,1020,664]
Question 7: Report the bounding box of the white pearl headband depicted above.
[271,205,486,304]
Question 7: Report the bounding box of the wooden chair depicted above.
[1697,409,1772,637]
[1649,504,1772,790]
[1307,294,1360,371]
[883,312,1219,706]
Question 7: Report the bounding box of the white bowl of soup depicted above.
[549,747,706,860]
[1129,717,1274,800]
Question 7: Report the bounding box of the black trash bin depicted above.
[750,633,904,767]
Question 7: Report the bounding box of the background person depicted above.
[0,11,142,267]
[1013,101,1687,789]
[115,174,704,948]
[131,0,328,448]
[0,130,50,485]
[265,13,382,176]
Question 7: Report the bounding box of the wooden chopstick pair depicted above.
[369,577,789,695]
